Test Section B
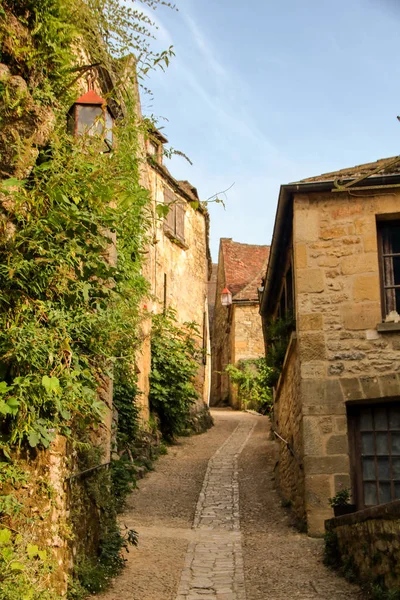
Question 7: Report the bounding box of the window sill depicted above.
[164,229,188,250]
[376,322,400,333]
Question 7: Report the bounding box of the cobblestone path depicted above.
[98,410,363,600]
[176,419,255,600]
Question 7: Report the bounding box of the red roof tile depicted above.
[221,239,270,301]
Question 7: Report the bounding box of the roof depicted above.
[294,155,400,185]
[75,89,106,105]
[221,239,270,302]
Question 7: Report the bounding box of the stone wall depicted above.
[232,303,264,362]
[273,335,305,522]
[325,500,400,593]
[292,189,400,534]
[210,247,232,406]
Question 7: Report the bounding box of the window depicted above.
[348,403,400,508]
[163,186,185,243]
[378,221,400,318]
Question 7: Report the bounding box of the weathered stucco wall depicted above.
[273,336,305,522]
[292,189,400,534]
[144,166,211,410]
[326,500,400,593]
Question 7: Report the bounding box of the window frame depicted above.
[348,401,400,510]
[377,219,400,320]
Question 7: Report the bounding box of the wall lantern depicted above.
[69,89,114,148]
[221,287,232,307]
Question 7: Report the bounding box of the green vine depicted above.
[149,309,200,440]
[225,358,273,414]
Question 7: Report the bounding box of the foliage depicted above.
[0,527,56,600]
[0,0,180,596]
[225,358,273,413]
[328,484,351,508]
[149,308,200,440]
[264,315,295,386]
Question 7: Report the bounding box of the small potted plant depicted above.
[328,484,356,517]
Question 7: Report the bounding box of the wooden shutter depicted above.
[175,201,185,241]
[163,186,175,233]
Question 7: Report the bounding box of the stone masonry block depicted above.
[320,226,347,240]
[363,233,378,253]
[303,455,349,475]
[298,313,324,331]
[340,378,364,401]
[335,416,347,433]
[379,374,400,398]
[299,331,326,361]
[341,253,378,275]
[360,376,381,399]
[297,269,325,294]
[295,209,319,242]
[305,474,332,509]
[302,417,325,455]
[302,379,345,415]
[307,508,333,537]
[333,473,351,494]
[301,361,327,379]
[326,434,349,455]
[342,303,381,330]
[295,243,308,269]
[353,275,380,303]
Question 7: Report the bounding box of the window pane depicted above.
[374,407,388,431]
[379,482,392,504]
[389,407,400,430]
[376,433,389,455]
[364,482,377,505]
[360,409,373,430]
[392,458,400,479]
[363,457,376,480]
[391,432,400,455]
[387,224,400,254]
[377,458,391,480]
[77,105,103,135]
[395,483,400,499]
[361,432,374,454]
[105,111,113,144]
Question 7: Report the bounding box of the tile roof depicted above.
[294,156,400,185]
[221,239,270,301]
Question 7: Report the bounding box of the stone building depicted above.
[135,128,212,417]
[211,238,270,408]
[260,156,400,535]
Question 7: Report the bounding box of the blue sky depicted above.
[141,0,400,261]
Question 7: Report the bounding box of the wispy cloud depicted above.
[179,9,228,80]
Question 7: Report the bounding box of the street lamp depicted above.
[221,287,232,307]
[69,89,114,147]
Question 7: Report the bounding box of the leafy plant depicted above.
[264,315,295,386]
[149,309,200,440]
[328,484,351,508]
[225,357,273,413]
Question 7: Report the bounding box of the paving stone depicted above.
[175,420,255,600]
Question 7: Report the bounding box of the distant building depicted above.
[211,238,270,408]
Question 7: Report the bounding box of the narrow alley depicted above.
[99,410,362,600]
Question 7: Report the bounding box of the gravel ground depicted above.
[98,409,363,600]
[239,415,363,600]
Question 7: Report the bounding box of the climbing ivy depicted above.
[0,0,177,597]
[149,309,200,440]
